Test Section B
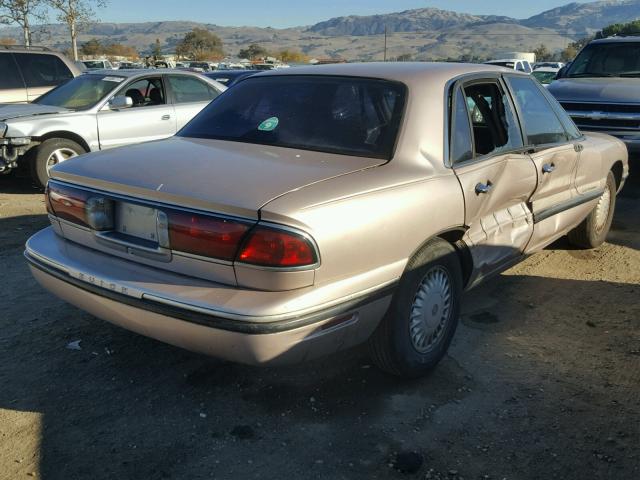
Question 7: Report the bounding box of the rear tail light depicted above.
[167,211,252,261]
[46,182,91,227]
[237,226,318,268]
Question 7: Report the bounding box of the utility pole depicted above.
[383,25,387,61]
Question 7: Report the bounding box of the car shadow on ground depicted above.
[0,173,40,195]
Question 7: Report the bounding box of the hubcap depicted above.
[409,266,452,354]
[46,148,78,173]
[594,183,612,233]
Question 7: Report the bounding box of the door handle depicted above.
[161,114,171,120]
[574,143,584,153]
[475,182,493,194]
[542,163,556,174]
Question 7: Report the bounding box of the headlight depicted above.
[0,122,7,138]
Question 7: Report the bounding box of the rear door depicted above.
[165,74,222,130]
[504,75,582,252]
[0,53,27,103]
[97,75,176,149]
[450,77,538,286]
[13,53,74,101]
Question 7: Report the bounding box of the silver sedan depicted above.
[0,69,226,187]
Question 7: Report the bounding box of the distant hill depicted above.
[1,0,640,61]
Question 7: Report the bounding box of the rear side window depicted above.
[167,76,219,104]
[0,54,24,89]
[450,88,473,164]
[462,81,523,157]
[179,76,406,160]
[14,53,73,88]
[506,76,568,145]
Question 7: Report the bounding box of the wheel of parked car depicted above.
[30,138,87,189]
[369,238,463,378]
[567,171,617,249]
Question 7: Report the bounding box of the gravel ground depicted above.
[0,174,638,480]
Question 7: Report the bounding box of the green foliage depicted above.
[394,53,413,62]
[80,37,101,56]
[597,20,640,38]
[533,44,552,62]
[175,28,224,61]
[238,43,268,61]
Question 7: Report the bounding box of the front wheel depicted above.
[368,238,463,378]
[30,138,86,189]
[567,171,617,249]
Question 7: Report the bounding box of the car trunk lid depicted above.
[50,136,386,219]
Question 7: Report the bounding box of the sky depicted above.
[84,0,598,28]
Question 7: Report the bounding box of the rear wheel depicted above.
[30,138,86,189]
[369,238,463,378]
[568,171,616,249]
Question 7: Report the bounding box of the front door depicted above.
[450,79,538,286]
[97,76,176,149]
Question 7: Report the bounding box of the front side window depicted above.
[179,76,406,160]
[122,77,166,107]
[167,76,219,104]
[14,53,73,88]
[35,74,122,110]
[0,54,24,89]
[462,81,523,157]
[506,76,569,145]
[516,62,525,72]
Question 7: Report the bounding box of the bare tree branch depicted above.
[0,0,48,46]
[47,0,106,60]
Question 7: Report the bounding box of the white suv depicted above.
[484,58,533,73]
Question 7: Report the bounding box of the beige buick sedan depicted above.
[25,63,628,377]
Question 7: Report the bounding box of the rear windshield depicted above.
[178,75,407,160]
[567,42,640,77]
[35,74,123,110]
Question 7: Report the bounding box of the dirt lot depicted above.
[0,174,638,480]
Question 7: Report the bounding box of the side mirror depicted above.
[108,96,133,110]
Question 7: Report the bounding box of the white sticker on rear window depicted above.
[102,76,124,83]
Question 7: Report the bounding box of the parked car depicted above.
[0,69,225,186]
[484,58,533,73]
[0,45,80,104]
[531,66,559,86]
[548,35,640,156]
[188,62,212,72]
[117,61,143,70]
[82,59,115,70]
[204,69,259,87]
[534,62,564,70]
[26,63,628,377]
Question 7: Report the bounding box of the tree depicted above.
[0,0,47,46]
[276,48,308,63]
[47,0,107,61]
[79,37,101,56]
[597,19,640,38]
[175,28,223,60]
[533,44,552,62]
[238,43,267,61]
[395,53,413,62]
[151,38,162,60]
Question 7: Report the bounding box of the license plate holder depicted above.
[115,202,159,243]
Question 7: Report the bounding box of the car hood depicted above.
[548,77,640,104]
[50,136,386,219]
[0,103,71,121]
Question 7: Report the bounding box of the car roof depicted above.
[485,59,526,63]
[590,36,640,44]
[85,68,209,78]
[253,62,508,84]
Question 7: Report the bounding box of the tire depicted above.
[30,138,86,189]
[567,171,617,249]
[368,238,463,378]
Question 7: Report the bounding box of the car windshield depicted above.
[566,42,640,77]
[178,75,407,160]
[532,71,556,84]
[83,61,105,69]
[35,74,124,110]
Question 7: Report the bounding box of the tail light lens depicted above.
[167,211,252,261]
[46,182,90,227]
[237,226,318,268]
